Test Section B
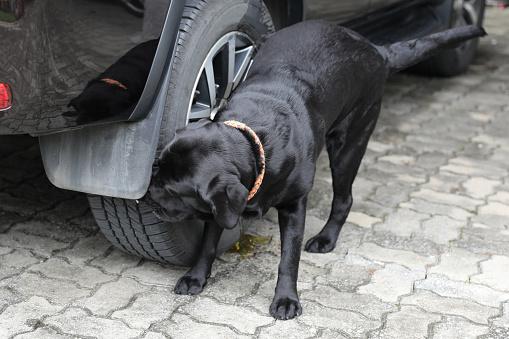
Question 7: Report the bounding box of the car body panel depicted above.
[370,0,407,11]
[303,0,370,22]
[0,0,171,135]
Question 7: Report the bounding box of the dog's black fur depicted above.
[149,22,485,319]
[67,39,158,123]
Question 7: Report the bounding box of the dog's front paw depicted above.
[304,234,336,253]
[269,296,302,320]
[174,275,207,295]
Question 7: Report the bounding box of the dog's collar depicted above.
[100,78,128,90]
[223,120,266,201]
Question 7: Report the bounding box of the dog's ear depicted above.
[209,183,248,229]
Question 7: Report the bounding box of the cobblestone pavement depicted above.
[1,8,509,339]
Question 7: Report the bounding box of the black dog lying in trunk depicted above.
[149,22,485,319]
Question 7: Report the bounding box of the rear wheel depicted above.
[89,0,274,265]
[418,0,485,76]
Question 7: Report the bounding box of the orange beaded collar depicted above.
[223,120,266,201]
[100,78,128,90]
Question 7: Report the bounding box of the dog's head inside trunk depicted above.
[149,122,250,229]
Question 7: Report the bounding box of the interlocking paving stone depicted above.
[203,259,272,303]
[0,287,21,312]
[122,261,187,287]
[471,256,509,292]
[359,264,424,303]
[432,316,489,339]
[180,297,274,334]
[0,272,91,304]
[13,327,73,339]
[463,177,501,199]
[369,305,441,339]
[400,198,473,221]
[111,291,182,329]
[28,257,115,288]
[58,234,113,265]
[154,314,252,339]
[89,249,141,274]
[411,188,484,212]
[141,332,167,339]
[299,300,380,337]
[415,274,509,307]
[315,258,379,292]
[0,8,508,337]
[0,231,69,258]
[0,296,62,338]
[351,242,435,271]
[374,208,429,237]
[420,215,464,245]
[429,247,487,282]
[0,249,41,269]
[401,290,498,324]
[489,191,509,205]
[346,211,382,229]
[258,320,318,339]
[44,308,144,339]
[301,285,396,319]
[442,157,508,179]
[479,201,509,218]
[76,277,150,316]
[491,302,509,329]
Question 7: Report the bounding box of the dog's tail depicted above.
[377,25,486,74]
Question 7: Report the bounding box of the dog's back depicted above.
[245,21,388,129]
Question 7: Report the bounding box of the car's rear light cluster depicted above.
[0,83,12,111]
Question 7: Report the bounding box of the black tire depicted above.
[416,0,486,76]
[89,0,274,266]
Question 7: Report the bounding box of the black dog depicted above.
[149,22,485,319]
[67,39,158,123]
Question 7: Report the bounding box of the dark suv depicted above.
[0,0,485,265]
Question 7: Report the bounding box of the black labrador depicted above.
[149,22,485,319]
[67,39,158,123]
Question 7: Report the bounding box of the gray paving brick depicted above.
[432,316,488,339]
[76,277,150,316]
[416,274,509,307]
[153,314,251,339]
[13,327,73,339]
[0,272,91,304]
[181,297,274,334]
[370,305,441,339]
[299,300,380,337]
[0,297,62,338]
[301,285,396,320]
[359,264,424,303]
[44,308,144,339]
[111,291,182,330]
[402,290,498,324]
[28,257,115,289]
[429,247,486,282]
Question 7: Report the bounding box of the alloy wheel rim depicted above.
[452,0,482,51]
[453,0,482,26]
[186,32,255,123]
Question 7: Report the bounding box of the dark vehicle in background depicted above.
[0,0,485,265]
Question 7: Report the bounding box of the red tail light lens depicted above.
[0,83,13,111]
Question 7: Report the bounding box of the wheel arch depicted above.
[263,0,303,29]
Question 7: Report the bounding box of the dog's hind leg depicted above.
[305,101,382,253]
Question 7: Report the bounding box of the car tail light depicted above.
[0,83,12,111]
